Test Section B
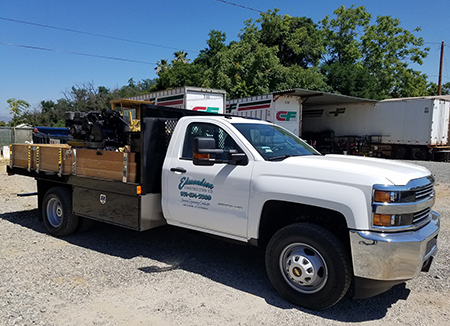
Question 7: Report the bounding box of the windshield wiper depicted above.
[268,155,291,161]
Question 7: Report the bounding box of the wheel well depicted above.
[258,200,350,249]
[37,180,72,221]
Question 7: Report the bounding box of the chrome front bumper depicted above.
[350,211,439,281]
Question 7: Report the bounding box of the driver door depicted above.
[163,121,253,239]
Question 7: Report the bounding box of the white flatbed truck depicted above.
[7,104,439,310]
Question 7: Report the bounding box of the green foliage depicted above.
[153,6,429,100]
[427,82,450,95]
[0,120,6,127]
[321,5,430,99]
[249,9,325,68]
[6,98,30,126]
[195,30,227,68]
[11,79,157,127]
[173,51,189,64]
[159,14,328,98]
[7,98,30,116]
[156,61,205,90]
[155,59,169,74]
[321,5,370,65]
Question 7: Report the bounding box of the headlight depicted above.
[373,189,415,203]
[373,190,400,203]
[372,177,435,231]
[373,187,415,228]
[373,213,413,227]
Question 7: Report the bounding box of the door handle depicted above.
[170,167,187,173]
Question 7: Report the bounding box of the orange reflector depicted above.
[136,186,142,195]
[193,153,209,159]
[374,190,390,203]
[373,214,393,226]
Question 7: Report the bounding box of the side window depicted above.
[182,122,239,159]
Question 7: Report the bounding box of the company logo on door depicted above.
[178,177,214,190]
[178,177,214,209]
[276,111,297,121]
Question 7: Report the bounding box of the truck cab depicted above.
[161,115,439,310]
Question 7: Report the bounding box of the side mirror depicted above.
[192,137,247,166]
[193,137,223,166]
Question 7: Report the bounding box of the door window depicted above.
[181,122,240,160]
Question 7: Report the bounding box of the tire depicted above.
[265,223,352,310]
[42,187,79,237]
[394,146,407,159]
[410,147,428,160]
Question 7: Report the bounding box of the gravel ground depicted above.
[0,158,449,326]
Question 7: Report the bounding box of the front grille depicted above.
[412,180,434,229]
[413,208,432,226]
[415,183,434,201]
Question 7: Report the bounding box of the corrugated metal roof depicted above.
[272,88,377,106]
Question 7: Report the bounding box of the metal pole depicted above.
[438,41,444,95]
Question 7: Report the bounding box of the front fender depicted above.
[247,175,372,240]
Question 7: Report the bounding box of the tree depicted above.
[24,6,436,111]
[247,9,325,68]
[6,98,30,126]
[321,6,370,66]
[155,9,329,99]
[427,82,450,95]
[155,59,169,74]
[0,120,6,126]
[61,82,122,112]
[195,30,227,68]
[140,78,157,93]
[320,5,430,99]
[173,51,189,64]
[155,61,205,91]
[8,77,158,128]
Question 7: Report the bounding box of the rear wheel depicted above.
[265,223,352,310]
[42,187,79,237]
[394,146,407,159]
[410,147,428,160]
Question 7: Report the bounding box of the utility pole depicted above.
[438,41,444,95]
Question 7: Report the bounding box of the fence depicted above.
[0,127,13,147]
[0,127,33,146]
[0,127,33,158]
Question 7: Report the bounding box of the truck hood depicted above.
[278,154,431,186]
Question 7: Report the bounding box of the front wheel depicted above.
[42,187,79,237]
[265,223,352,310]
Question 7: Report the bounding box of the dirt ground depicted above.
[1,158,449,326]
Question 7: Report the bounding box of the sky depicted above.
[1,0,449,122]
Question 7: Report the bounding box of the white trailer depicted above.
[302,96,450,160]
[226,94,302,136]
[128,86,226,114]
[226,89,376,138]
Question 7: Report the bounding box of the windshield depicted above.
[232,123,320,161]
